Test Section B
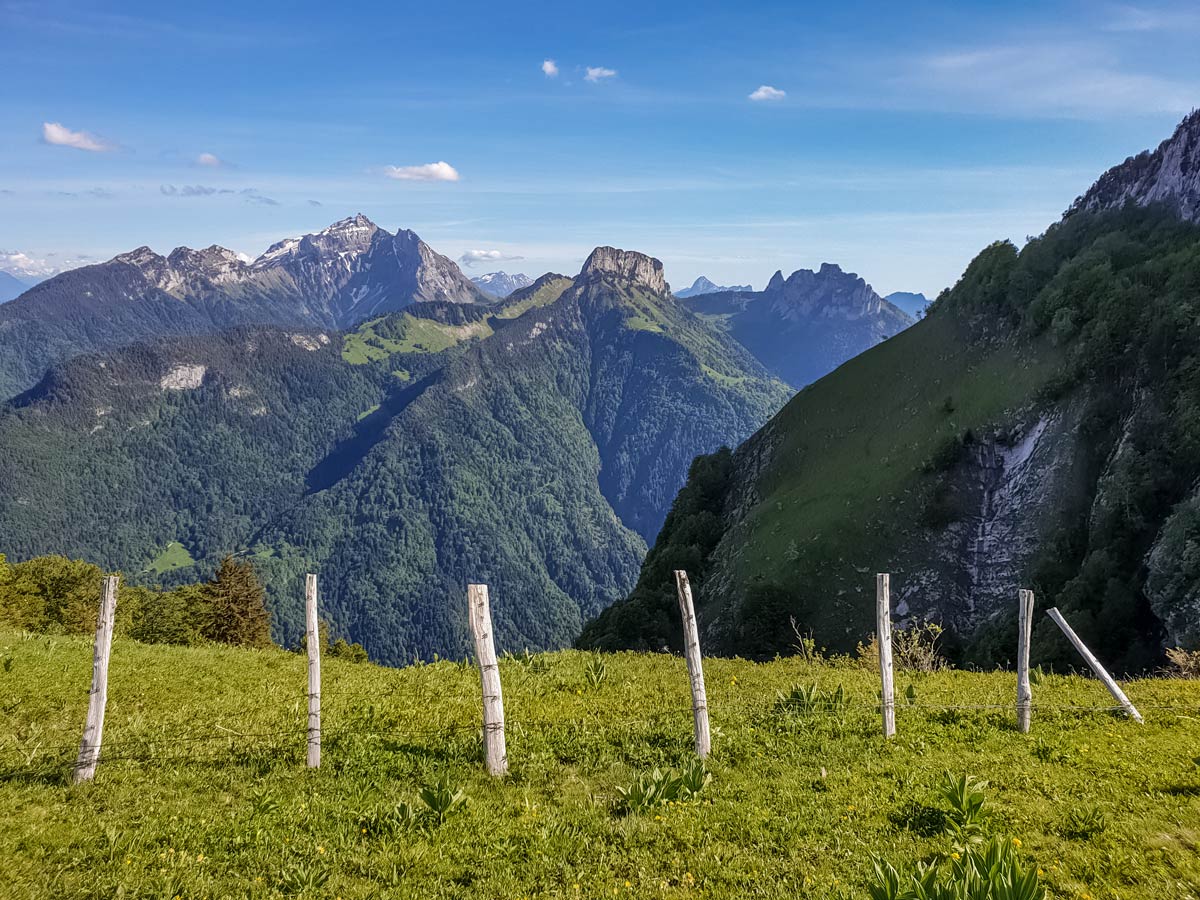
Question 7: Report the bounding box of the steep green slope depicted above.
[3,632,1197,899]
[582,207,1200,672]
[0,255,787,664]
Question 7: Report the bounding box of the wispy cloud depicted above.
[55,187,114,199]
[1102,3,1200,32]
[160,185,278,205]
[542,58,559,77]
[384,161,461,182]
[41,122,115,152]
[307,199,323,207]
[196,152,224,167]
[904,42,1199,117]
[459,249,524,267]
[749,85,786,102]
[585,66,617,83]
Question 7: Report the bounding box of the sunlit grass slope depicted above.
[1,631,1198,899]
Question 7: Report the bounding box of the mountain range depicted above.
[471,271,534,298]
[0,214,487,401]
[674,276,753,298]
[0,247,800,663]
[683,263,913,388]
[581,109,1200,672]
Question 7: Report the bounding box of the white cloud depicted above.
[585,66,617,83]
[542,58,559,78]
[459,249,524,267]
[0,249,90,278]
[749,85,786,102]
[384,161,461,182]
[41,121,115,152]
[196,152,223,167]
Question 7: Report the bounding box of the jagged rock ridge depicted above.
[1067,109,1200,223]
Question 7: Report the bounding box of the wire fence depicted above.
[5,687,1197,782]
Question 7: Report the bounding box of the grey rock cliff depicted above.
[580,246,669,295]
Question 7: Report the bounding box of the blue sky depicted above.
[2,1,1199,297]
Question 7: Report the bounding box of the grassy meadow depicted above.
[1,630,1198,899]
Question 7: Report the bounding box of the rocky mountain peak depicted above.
[674,276,754,298]
[471,271,534,298]
[114,246,165,268]
[1068,109,1200,223]
[580,247,668,294]
[766,270,785,292]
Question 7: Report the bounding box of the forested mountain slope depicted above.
[0,251,789,663]
[582,199,1200,673]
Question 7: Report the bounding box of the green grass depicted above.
[355,404,381,422]
[145,541,195,575]
[492,277,572,320]
[341,316,493,364]
[2,631,1197,899]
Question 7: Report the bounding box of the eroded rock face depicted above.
[1068,109,1200,223]
[160,364,206,391]
[580,247,669,295]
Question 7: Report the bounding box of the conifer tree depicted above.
[203,555,272,648]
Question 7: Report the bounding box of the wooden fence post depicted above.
[674,570,711,759]
[468,583,507,776]
[1016,589,1034,733]
[1046,607,1143,723]
[73,574,119,784]
[305,573,321,769]
[877,573,896,739]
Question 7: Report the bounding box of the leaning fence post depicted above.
[674,570,711,759]
[468,583,508,776]
[877,573,896,739]
[305,573,321,769]
[1016,589,1034,733]
[73,574,119,784]
[1046,607,1143,723]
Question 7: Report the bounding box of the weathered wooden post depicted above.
[73,574,119,784]
[1016,589,1034,733]
[1046,607,1143,723]
[305,573,321,769]
[468,583,507,776]
[877,573,896,739]
[674,570,711,759]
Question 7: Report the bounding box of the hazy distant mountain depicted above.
[682,263,913,388]
[884,291,930,318]
[675,276,752,298]
[0,215,488,400]
[471,271,534,298]
[0,271,30,303]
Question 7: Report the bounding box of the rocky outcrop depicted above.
[1067,109,1200,223]
[579,247,669,295]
